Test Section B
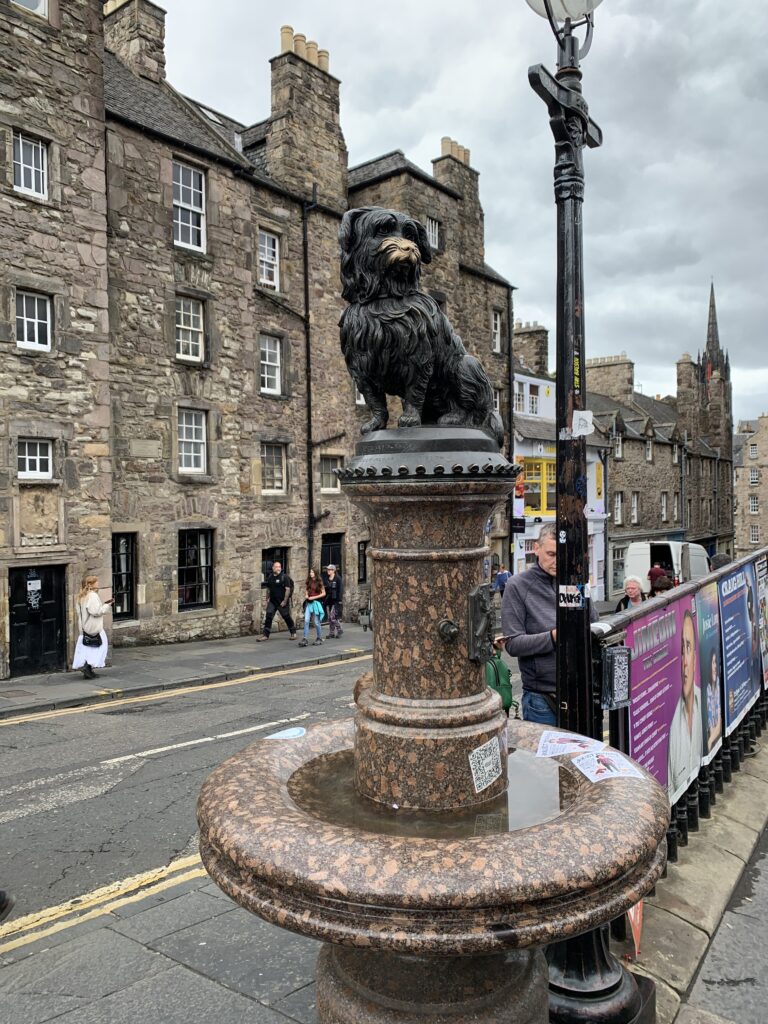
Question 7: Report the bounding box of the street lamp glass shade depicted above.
[525,0,603,20]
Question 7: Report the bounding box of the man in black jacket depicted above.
[498,522,597,724]
[256,561,297,641]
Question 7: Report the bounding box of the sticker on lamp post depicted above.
[468,735,503,793]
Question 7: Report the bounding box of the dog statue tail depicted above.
[457,354,505,447]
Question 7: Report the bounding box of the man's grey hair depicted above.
[536,522,557,543]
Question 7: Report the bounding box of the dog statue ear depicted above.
[414,219,432,265]
[339,207,375,253]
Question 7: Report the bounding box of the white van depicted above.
[624,541,711,594]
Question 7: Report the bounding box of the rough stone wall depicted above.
[585,355,634,403]
[514,322,549,375]
[734,417,768,557]
[431,154,484,268]
[107,121,315,644]
[266,52,347,208]
[608,437,681,542]
[103,0,165,82]
[0,0,111,675]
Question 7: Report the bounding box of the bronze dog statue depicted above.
[339,206,504,445]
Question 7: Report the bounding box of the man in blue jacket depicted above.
[498,522,597,725]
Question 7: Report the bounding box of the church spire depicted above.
[706,281,720,356]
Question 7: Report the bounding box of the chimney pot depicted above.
[293,33,306,58]
[306,40,318,65]
[441,136,452,157]
[280,25,294,52]
[464,147,470,165]
[317,48,329,72]
[450,140,460,159]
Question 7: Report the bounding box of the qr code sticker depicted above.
[613,654,630,704]
[468,736,503,793]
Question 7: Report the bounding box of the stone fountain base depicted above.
[198,719,668,1024]
[316,945,549,1024]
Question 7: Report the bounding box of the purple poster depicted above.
[719,564,762,735]
[627,595,702,804]
[755,557,768,690]
[696,582,723,765]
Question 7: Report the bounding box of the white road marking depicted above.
[100,713,311,765]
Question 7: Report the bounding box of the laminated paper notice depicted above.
[572,750,644,783]
[536,730,605,758]
[468,736,503,793]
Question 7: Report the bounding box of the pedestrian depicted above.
[647,562,667,590]
[615,575,647,612]
[493,564,511,597]
[299,568,325,647]
[256,560,297,642]
[324,564,344,639]
[651,574,674,598]
[72,574,112,680]
[496,522,597,726]
[709,552,731,571]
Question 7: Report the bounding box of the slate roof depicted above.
[104,51,248,168]
[628,391,678,424]
[513,413,607,449]
[183,95,247,150]
[348,150,461,198]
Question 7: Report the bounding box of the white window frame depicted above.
[749,443,758,459]
[261,442,286,494]
[614,491,623,526]
[528,384,539,415]
[631,491,640,525]
[11,0,49,15]
[320,455,342,492]
[614,434,623,460]
[750,468,759,485]
[175,297,204,363]
[661,491,668,522]
[672,444,679,465]
[17,438,53,480]
[259,334,282,395]
[16,290,52,351]
[258,230,280,291]
[12,129,48,199]
[355,387,366,406]
[749,495,760,515]
[177,408,207,474]
[426,216,440,251]
[513,383,524,414]
[750,524,760,545]
[173,161,206,252]
[492,310,502,353]
[645,439,653,462]
[493,388,501,414]
[673,492,679,522]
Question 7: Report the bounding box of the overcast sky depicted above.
[158,0,767,428]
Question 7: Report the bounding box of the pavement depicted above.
[0,621,374,720]
[1,617,767,1022]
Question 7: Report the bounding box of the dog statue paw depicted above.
[361,413,388,435]
[339,206,504,448]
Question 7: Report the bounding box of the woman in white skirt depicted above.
[72,574,113,679]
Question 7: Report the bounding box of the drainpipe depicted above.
[302,184,319,569]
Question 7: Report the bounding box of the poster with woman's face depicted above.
[718,563,762,735]
[696,581,723,763]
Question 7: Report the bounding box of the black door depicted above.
[320,533,343,575]
[9,565,67,677]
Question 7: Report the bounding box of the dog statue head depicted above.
[339,207,432,304]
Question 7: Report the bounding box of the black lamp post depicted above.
[526,3,657,1022]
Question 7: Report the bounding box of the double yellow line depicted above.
[0,652,371,727]
[0,854,208,955]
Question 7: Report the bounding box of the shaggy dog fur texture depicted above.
[339,206,504,445]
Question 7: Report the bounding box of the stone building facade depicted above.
[733,418,768,558]
[0,0,513,676]
[585,285,734,598]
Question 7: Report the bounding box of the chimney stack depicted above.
[104,0,166,83]
[433,136,483,264]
